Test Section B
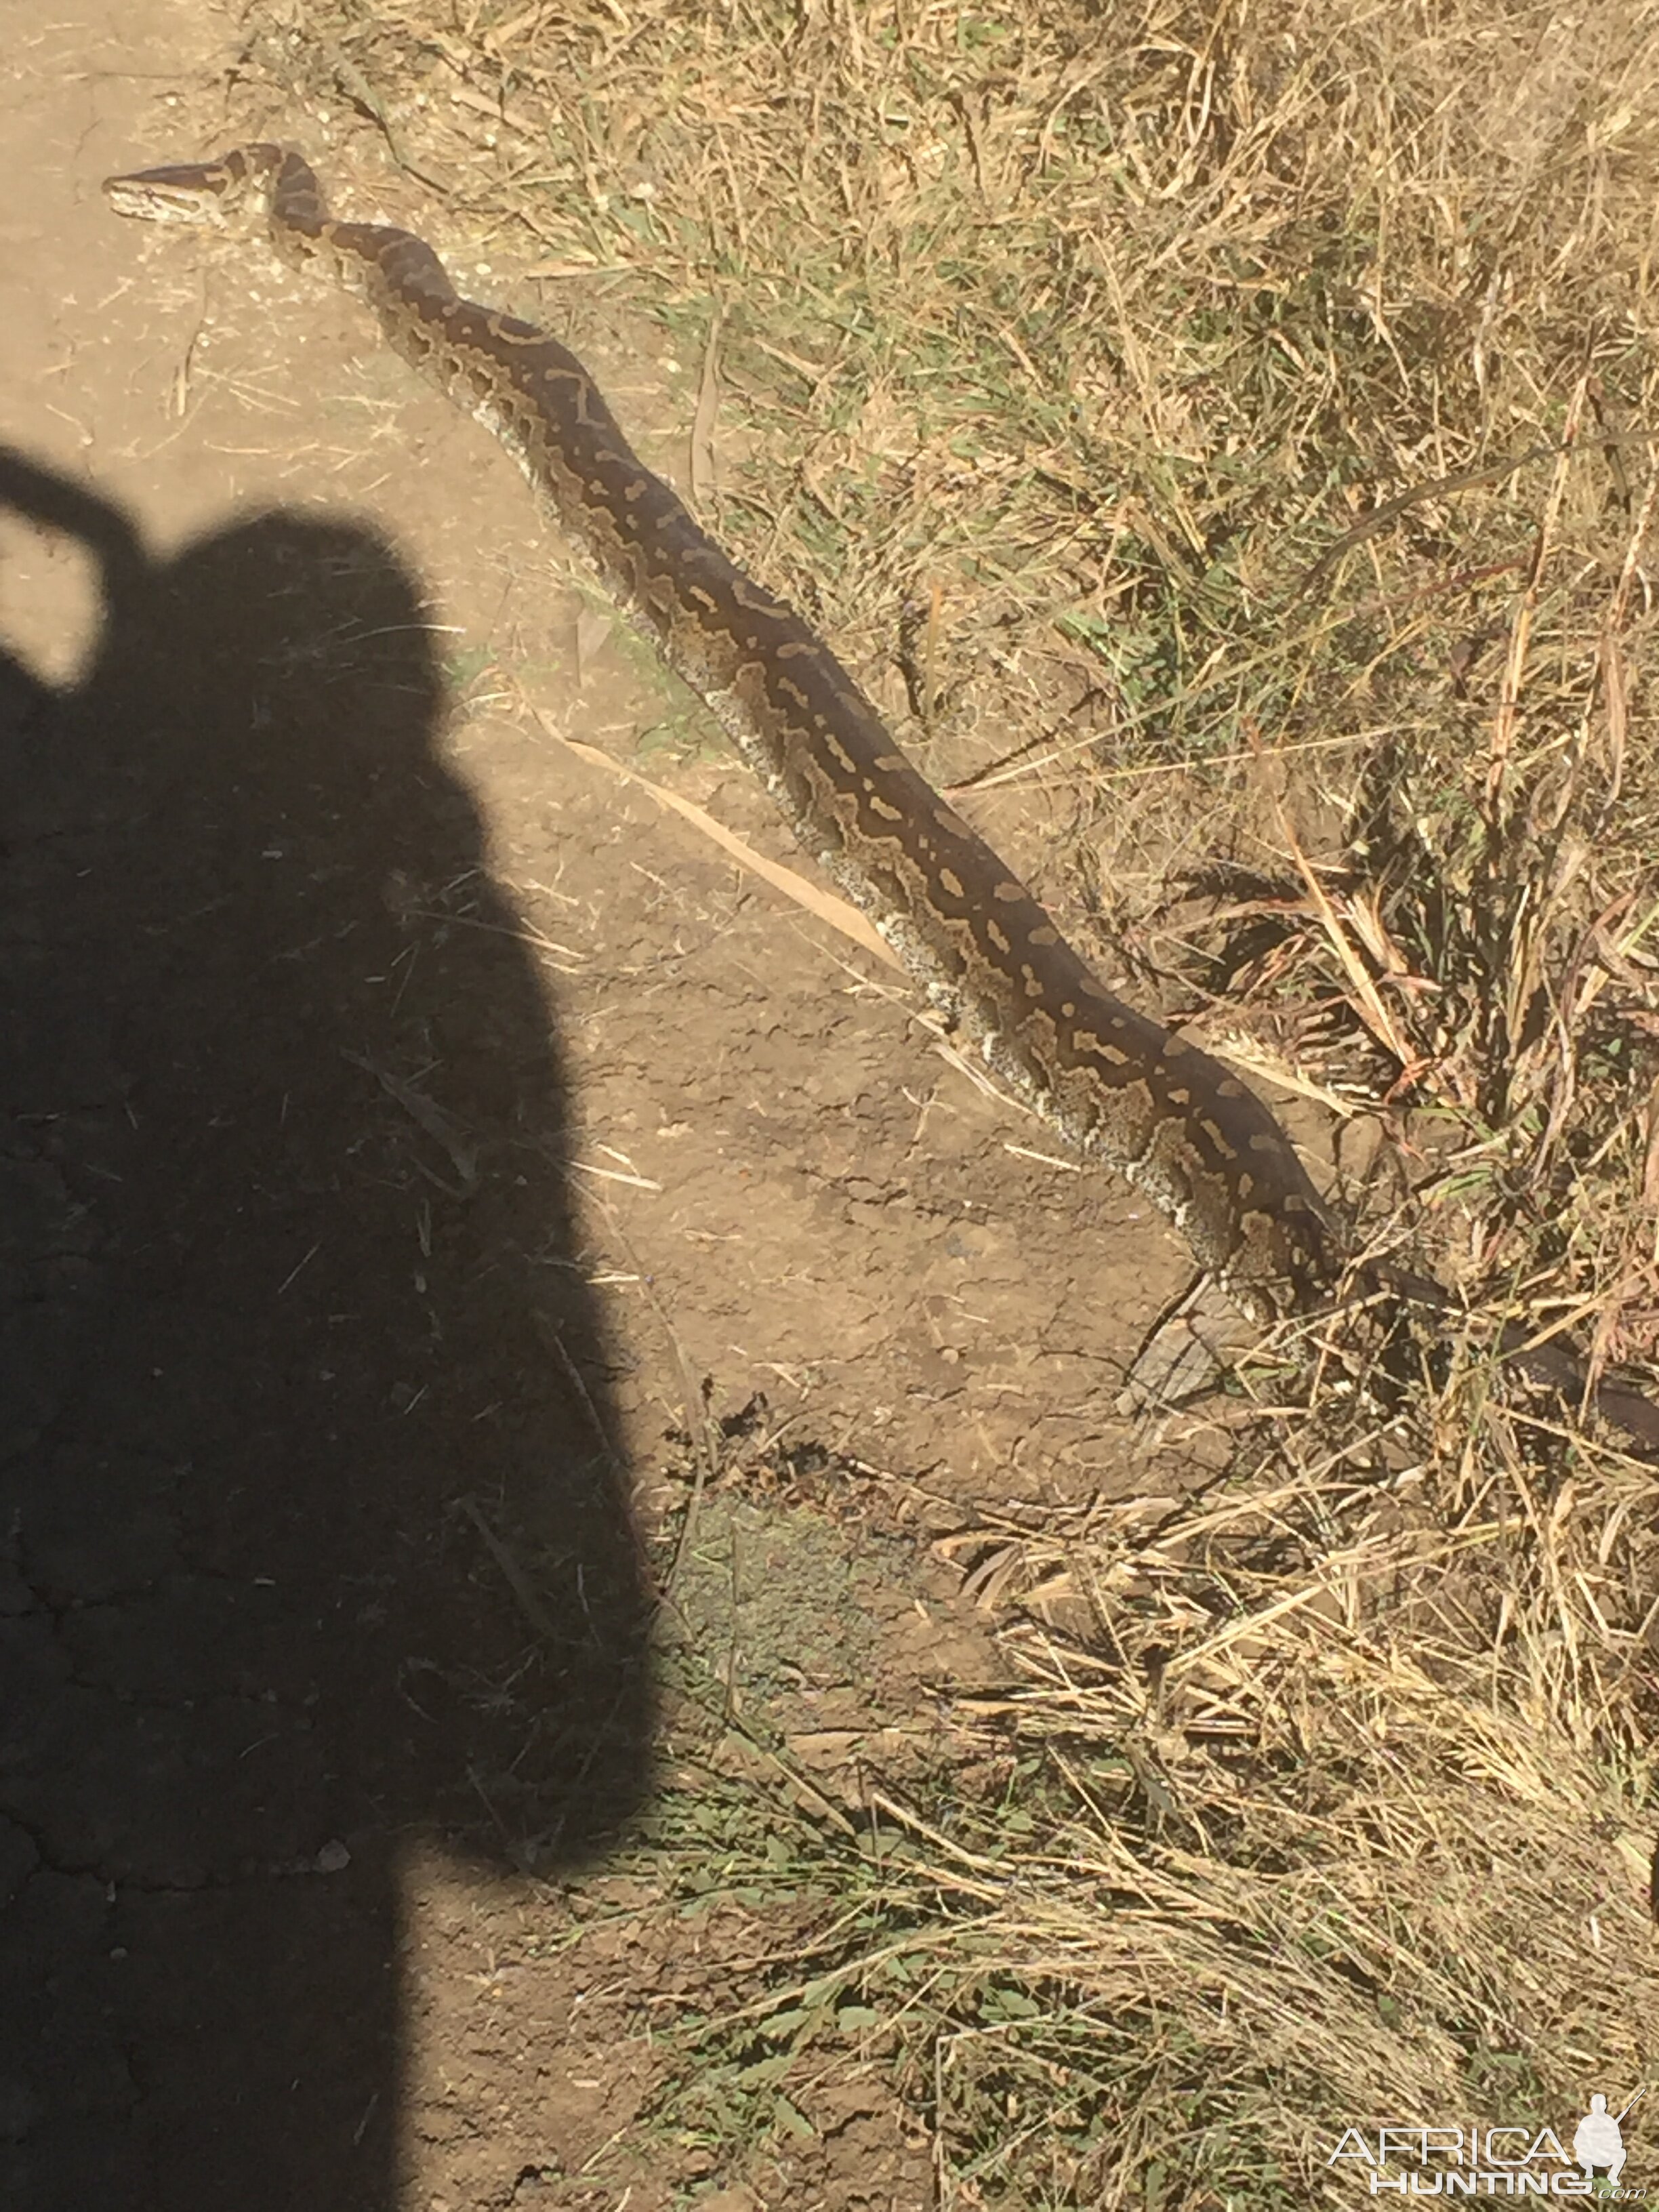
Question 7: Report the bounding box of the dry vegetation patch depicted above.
[206,0,1659,2198]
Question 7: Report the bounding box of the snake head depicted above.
[102,166,234,224]
[103,148,287,226]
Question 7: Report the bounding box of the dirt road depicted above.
[1,4,1170,2203]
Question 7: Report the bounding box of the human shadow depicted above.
[0,445,653,2210]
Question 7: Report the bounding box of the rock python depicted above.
[102,144,1659,1445]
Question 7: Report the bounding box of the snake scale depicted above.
[102,143,1659,1448]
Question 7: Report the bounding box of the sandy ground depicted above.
[0,5,1222,2203]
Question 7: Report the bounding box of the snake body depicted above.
[102,142,1336,1320]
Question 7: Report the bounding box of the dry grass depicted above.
[211,0,1659,2198]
